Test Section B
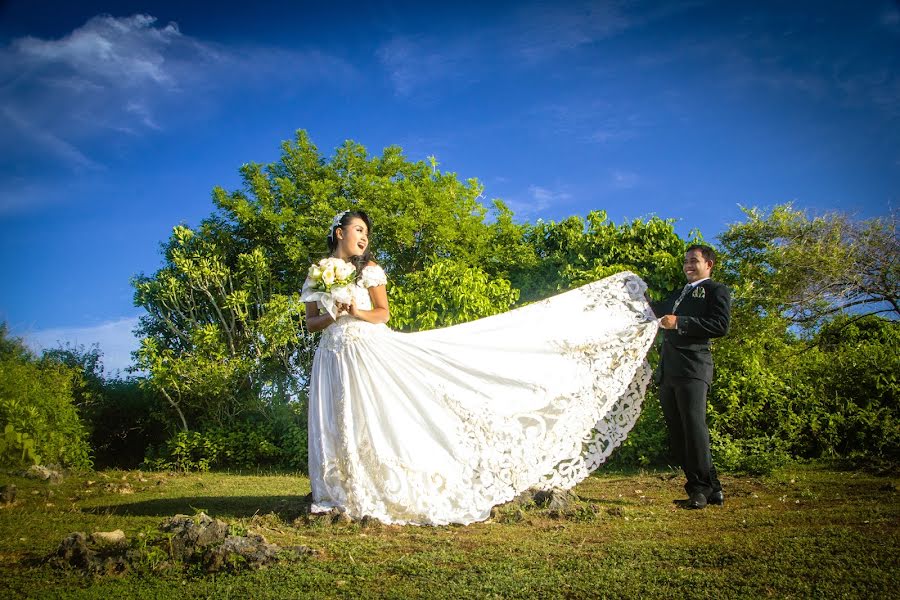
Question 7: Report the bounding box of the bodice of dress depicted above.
[346,264,387,310]
[318,264,389,351]
[300,262,387,320]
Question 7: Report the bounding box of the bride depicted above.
[301,210,659,525]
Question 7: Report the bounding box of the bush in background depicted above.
[0,325,92,469]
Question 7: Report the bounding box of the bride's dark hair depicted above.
[327,210,374,274]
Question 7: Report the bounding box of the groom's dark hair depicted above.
[686,244,717,267]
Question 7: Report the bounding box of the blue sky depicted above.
[1,1,897,373]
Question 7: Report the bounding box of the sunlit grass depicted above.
[0,463,896,598]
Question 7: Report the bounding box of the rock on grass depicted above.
[50,512,319,575]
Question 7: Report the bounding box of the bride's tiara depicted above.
[327,210,349,240]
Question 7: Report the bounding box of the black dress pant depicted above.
[659,375,721,497]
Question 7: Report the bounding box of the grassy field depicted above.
[0,463,897,599]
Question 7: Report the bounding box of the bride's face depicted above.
[336,217,369,256]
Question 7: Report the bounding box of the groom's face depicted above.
[683,249,713,282]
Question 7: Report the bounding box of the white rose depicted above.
[310,265,323,279]
[337,261,355,279]
[331,284,353,305]
[322,269,336,285]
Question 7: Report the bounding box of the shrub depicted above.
[0,327,92,469]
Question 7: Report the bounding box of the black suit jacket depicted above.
[651,279,731,384]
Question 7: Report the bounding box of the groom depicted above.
[651,244,731,509]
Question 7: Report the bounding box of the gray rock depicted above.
[24,465,63,483]
[52,511,319,576]
[202,533,318,572]
[158,513,230,560]
[531,488,579,512]
[331,509,353,525]
[0,484,16,504]
[53,532,94,570]
[90,530,127,547]
[547,489,579,513]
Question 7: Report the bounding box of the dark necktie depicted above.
[672,283,693,313]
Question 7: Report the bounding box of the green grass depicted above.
[0,464,897,598]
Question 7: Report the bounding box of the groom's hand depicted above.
[659,315,677,329]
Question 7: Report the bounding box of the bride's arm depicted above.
[348,284,390,324]
[305,302,335,333]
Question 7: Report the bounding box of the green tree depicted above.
[511,210,695,302]
[0,324,92,469]
[389,259,520,332]
[718,204,898,329]
[706,206,900,472]
[133,131,519,433]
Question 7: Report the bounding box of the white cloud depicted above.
[376,35,477,97]
[1,106,103,171]
[12,14,181,87]
[23,316,142,376]
[375,2,694,97]
[506,184,573,218]
[610,169,639,189]
[505,1,636,64]
[0,14,357,173]
[0,14,210,171]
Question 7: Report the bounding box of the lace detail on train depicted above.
[306,270,658,525]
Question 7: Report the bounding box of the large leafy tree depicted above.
[704,206,899,471]
[511,209,697,302]
[718,204,898,329]
[133,132,519,432]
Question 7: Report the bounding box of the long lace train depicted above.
[306,271,658,525]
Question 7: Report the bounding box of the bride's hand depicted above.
[335,300,358,317]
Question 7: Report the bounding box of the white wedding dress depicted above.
[302,266,658,525]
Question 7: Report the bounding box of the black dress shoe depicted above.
[687,492,707,509]
[708,490,724,505]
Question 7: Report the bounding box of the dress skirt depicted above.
[307,271,658,525]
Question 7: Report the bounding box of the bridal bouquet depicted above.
[303,257,357,317]
[308,257,356,292]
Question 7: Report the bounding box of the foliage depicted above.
[133,131,518,433]
[718,204,899,329]
[127,131,898,476]
[133,228,311,432]
[389,258,520,331]
[86,377,169,469]
[510,210,695,302]
[0,424,40,466]
[708,304,898,473]
[795,315,899,459]
[0,325,92,469]
[144,422,289,472]
[42,342,105,413]
[142,394,309,472]
[38,343,171,469]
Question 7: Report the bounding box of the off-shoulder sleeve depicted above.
[359,264,387,288]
